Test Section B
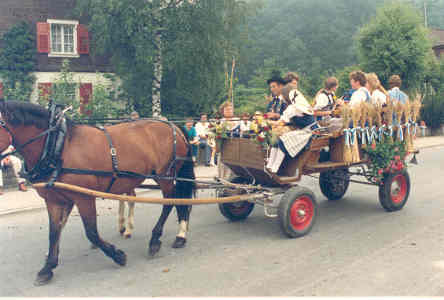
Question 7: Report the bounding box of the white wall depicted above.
[30,71,118,103]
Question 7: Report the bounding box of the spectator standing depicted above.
[130,111,140,120]
[195,114,212,166]
[0,146,27,194]
[184,118,199,165]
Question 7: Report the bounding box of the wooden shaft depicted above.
[33,182,261,205]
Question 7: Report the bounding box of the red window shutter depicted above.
[0,82,3,99]
[77,24,89,54]
[36,22,50,53]
[79,83,93,115]
[38,83,52,101]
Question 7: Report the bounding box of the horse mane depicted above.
[0,100,75,133]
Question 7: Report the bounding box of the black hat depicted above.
[267,76,286,86]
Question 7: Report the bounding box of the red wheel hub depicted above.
[390,174,407,204]
[290,196,314,231]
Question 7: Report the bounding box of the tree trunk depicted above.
[152,29,162,118]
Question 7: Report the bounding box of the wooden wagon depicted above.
[217,133,411,238]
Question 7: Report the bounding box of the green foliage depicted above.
[412,0,444,29]
[420,58,444,129]
[0,22,36,101]
[84,75,125,120]
[363,139,407,183]
[75,0,258,119]
[38,60,122,121]
[238,0,385,95]
[357,2,431,93]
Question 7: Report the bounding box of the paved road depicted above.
[1,147,444,297]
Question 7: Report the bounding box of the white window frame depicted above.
[47,19,79,58]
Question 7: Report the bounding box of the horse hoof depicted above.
[34,270,53,286]
[113,249,127,266]
[172,237,186,249]
[123,232,132,239]
[119,227,126,235]
[149,241,162,256]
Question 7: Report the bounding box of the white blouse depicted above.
[371,89,387,106]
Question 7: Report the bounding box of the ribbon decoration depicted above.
[406,122,411,136]
[349,128,357,145]
[360,127,367,146]
[344,128,351,146]
[378,125,386,143]
[370,126,378,144]
[398,124,404,141]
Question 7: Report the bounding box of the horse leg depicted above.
[123,201,135,239]
[76,197,127,266]
[148,182,175,256]
[35,199,74,286]
[118,201,126,235]
[172,205,192,248]
[148,204,173,256]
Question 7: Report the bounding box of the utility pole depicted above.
[424,1,428,27]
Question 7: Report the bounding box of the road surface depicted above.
[1,147,444,297]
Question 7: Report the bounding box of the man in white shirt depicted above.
[0,146,27,194]
[195,113,212,166]
[349,71,370,107]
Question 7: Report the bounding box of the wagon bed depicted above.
[220,134,365,186]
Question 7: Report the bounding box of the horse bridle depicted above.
[0,119,58,161]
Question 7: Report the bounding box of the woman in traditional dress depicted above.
[266,84,318,174]
[313,77,342,121]
[366,73,387,106]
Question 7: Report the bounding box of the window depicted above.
[36,20,91,57]
[51,23,75,54]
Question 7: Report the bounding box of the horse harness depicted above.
[0,102,191,191]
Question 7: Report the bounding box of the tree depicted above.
[0,22,36,101]
[76,0,256,118]
[357,2,432,93]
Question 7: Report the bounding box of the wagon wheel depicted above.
[278,186,318,238]
[378,169,410,212]
[319,168,350,201]
[218,177,255,222]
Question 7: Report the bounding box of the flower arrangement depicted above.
[249,114,274,150]
[208,121,232,152]
[363,138,407,183]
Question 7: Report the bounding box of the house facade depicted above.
[430,29,444,59]
[0,0,114,107]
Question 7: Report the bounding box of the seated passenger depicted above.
[313,77,342,121]
[283,72,300,87]
[388,75,408,104]
[266,84,318,174]
[266,76,287,120]
[388,75,409,125]
[366,73,387,106]
[348,71,370,107]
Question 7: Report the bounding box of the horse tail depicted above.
[175,127,196,199]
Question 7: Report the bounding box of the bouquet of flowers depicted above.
[363,138,407,184]
[249,114,274,150]
[208,121,232,152]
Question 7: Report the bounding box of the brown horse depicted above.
[0,101,195,285]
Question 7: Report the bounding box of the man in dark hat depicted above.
[266,76,287,120]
